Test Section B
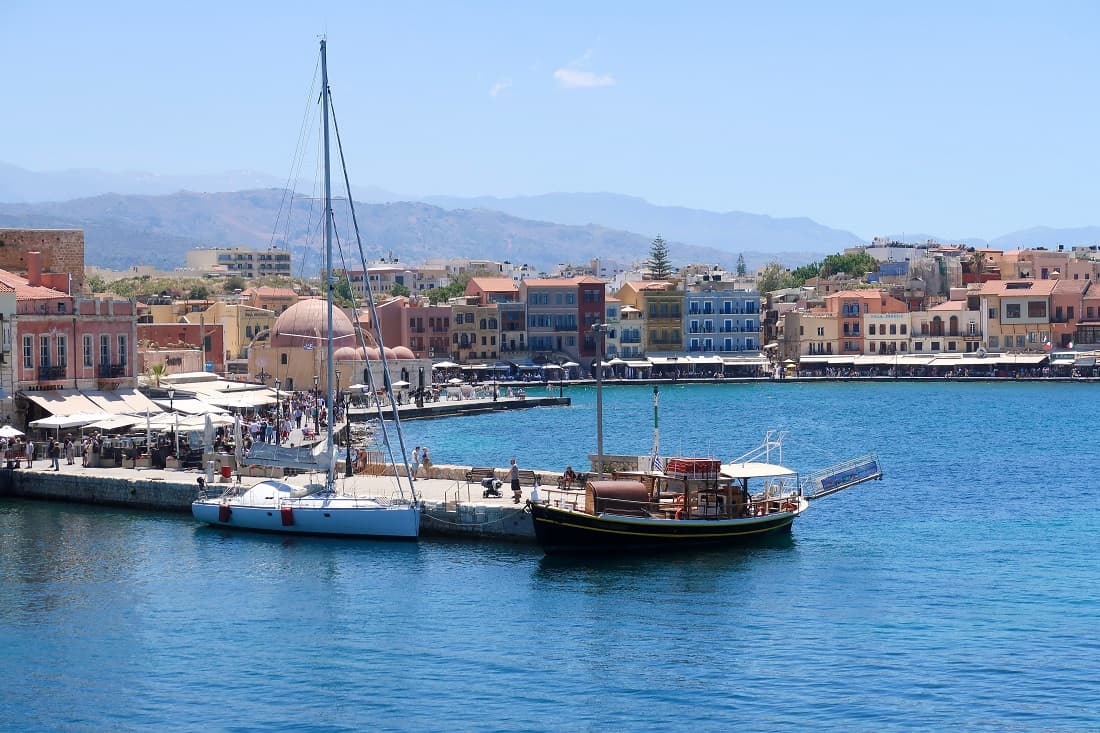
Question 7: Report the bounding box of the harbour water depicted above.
[3,382,1100,731]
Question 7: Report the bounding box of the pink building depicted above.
[3,261,137,399]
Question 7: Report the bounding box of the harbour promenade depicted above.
[350,393,568,421]
[0,457,551,542]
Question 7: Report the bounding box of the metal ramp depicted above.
[800,453,883,500]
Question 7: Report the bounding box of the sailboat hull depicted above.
[192,486,420,539]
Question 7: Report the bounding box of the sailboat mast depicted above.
[321,39,336,487]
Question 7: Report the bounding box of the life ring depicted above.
[673,494,685,505]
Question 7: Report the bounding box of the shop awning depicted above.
[83,387,162,415]
[23,391,105,416]
[624,360,652,368]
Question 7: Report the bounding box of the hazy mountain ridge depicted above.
[0,190,810,273]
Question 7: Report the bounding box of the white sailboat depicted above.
[192,39,420,539]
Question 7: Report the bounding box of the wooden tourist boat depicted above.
[530,439,882,554]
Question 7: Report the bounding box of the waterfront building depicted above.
[602,298,622,359]
[979,279,1056,352]
[185,246,291,279]
[824,290,907,356]
[520,277,588,363]
[683,286,760,354]
[6,262,137,425]
[199,299,276,363]
[909,295,982,354]
[780,310,839,361]
[1051,279,1089,348]
[370,297,452,360]
[864,312,909,355]
[616,281,683,355]
[1075,285,1100,348]
[451,297,499,363]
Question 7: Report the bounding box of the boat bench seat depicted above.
[516,469,540,487]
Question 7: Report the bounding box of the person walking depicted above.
[421,446,431,478]
[410,446,421,481]
[509,457,521,504]
[64,435,75,465]
[24,438,34,468]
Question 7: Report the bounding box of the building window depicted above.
[83,334,93,369]
[989,336,999,348]
[40,335,50,368]
[1005,304,1021,319]
[988,308,997,319]
[1027,301,1047,318]
[57,335,67,369]
[57,302,66,314]
[22,335,32,369]
[100,335,110,366]
[280,353,288,365]
[118,335,127,366]
[914,342,923,351]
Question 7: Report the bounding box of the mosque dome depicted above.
[333,345,364,361]
[392,346,415,359]
[270,299,355,349]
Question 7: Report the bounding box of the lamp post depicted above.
[313,374,319,396]
[592,323,607,479]
[168,386,179,459]
[274,378,281,420]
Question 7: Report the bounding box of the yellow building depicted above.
[243,286,299,315]
[616,281,683,355]
[451,298,500,362]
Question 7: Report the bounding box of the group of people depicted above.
[1,433,103,470]
[409,445,432,480]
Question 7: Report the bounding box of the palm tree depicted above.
[147,364,166,387]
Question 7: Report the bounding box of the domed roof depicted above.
[392,346,415,359]
[333,345,364,361]
[270,298,356,349]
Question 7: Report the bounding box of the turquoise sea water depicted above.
[3,382,1100,731]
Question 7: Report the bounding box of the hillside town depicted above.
[2,226,1100,429]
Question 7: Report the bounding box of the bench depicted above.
[465,467,496,489]
[516,469,539,487]
[557,471,589,489]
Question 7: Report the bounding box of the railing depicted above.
[97,363,127,378]
[37,365,66,380]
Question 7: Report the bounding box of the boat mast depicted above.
[321,38,336,489]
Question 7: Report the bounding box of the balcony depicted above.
[97,363,127,379]
[37,365,66,381]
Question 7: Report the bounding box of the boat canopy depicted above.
[720,461,797,479]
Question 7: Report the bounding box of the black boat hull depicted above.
[529,502,798,554]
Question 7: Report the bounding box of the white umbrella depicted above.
[347,382,370,392]
[432,361,458,369]
[561,361,579,368]
[204,413,214,453]
[0,425,24,438]
[391,380,411,388]
[447,377,464,385]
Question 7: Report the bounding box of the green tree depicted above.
[646,235,673,280]
[736,254,747,277]
[332,276,355,308]
[87,274,107,293]
[188,283,211,300]
[758,261,797,294]
[820,252,879,278]
[222,276,247,293]
[147,364,166,387]
[391,282,411,297]
[424,273,471,304]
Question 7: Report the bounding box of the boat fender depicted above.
[218,503,232,522]
[674,508,683,520]
[280,506,295,526]
[673,494,684,505]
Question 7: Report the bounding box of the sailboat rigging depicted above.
[191,39,420,538]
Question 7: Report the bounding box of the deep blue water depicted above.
[3,382,1100,731]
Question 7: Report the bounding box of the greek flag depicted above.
[303,343,315,351]
[651,453,663,473]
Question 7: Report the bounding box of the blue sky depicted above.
[3,1,1099,239]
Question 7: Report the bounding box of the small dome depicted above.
[366,347,381,360]
[333,346,364,361]
[270,298,355,349]
[383,347,397,360]
[392,346,415,359]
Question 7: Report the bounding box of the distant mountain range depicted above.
[1,162,1099,273]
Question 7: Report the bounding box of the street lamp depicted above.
[313,374,319,395]
[334,368,341,399]
[274,378,281,421]
[594,323,611,477]
[168,386,179,459]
